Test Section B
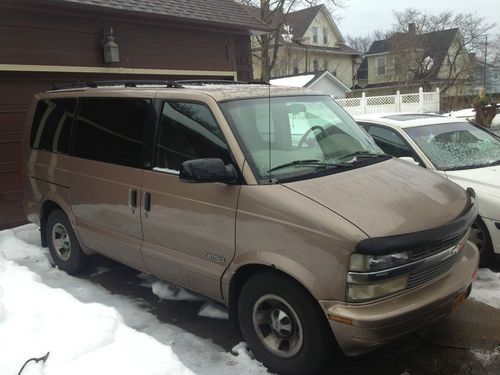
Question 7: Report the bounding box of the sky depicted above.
[335,0,500,38]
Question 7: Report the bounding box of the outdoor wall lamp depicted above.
[102,26,120,64]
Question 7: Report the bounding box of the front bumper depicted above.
[320,241,479,355]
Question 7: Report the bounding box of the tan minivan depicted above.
[23,81,479,374]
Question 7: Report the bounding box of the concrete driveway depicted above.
[84,256,500,375]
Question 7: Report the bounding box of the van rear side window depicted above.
[31,98,76,153]
[72,98,150,168]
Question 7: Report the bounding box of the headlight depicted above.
[347,251,411,302]
[347,275,408,302]
[348,251,411,272]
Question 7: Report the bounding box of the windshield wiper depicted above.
[267,159,352,173]
[486,159,500,166]
[338,151,389,160]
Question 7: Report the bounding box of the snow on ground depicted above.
[270,75,315,87]
[141,275,229,320]
[198,303,229,320]
[470,268,500,309]
[471,347,500,366]
[0,225,267,375]
[0,231,192,375]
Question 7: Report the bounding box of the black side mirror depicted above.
[179,158,238,183]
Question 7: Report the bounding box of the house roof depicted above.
[270,70,351,92]
[285,5,323,38]
[365,28,459,79]
[49,0,270,32]
[242,3,358,55]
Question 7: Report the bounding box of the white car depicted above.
[354,113,500,266]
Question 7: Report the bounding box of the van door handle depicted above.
[128,188,137,208]
[144,192,151,212]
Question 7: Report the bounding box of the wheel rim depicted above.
[469,222,485,254]
[51,223,71,261]
[252,294,303,358]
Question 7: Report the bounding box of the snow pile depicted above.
[145,276,229,319]
[198,303,229,320]
[471,348,500,365]
[470,268,500,309]
[151,280,203,301]
[0,239,193,375]
[0,225,268,375]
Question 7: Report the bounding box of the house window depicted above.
[293,59,299,74]
[312,27,318,44]
[323,59,328,71]
[313,60,319,72]
[377,57,386,75]
[323,28,328,45]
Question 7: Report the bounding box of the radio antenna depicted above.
[267,82,272,183]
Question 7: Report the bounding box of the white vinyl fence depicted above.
[336,87,440,115]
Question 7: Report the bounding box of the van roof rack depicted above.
[51,80,183,90]
[176,79,270,85]
[51,79,269,91]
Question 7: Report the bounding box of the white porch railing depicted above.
[336,87,440,115]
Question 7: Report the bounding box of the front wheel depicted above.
[238,272,337,375]
[46,209,90,274]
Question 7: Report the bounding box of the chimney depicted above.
[408,23,416,35]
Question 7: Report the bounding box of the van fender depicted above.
[222,250,335,302]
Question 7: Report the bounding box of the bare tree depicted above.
[345,30,388,54]
[386,8,496,95]
[238,0,346,81]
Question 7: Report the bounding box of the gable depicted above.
[286,5,345,46]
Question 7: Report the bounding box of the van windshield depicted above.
[221,95,384,181]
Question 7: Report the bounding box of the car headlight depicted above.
[348,251,411,272]
[347,275,409,302]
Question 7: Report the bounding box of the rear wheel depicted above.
[470,217,494,267]
[46,209,90,274]
[238,272,336,375]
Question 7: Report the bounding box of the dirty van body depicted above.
[23,82,479,375]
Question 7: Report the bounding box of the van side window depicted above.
[155,101,230,173]
[31,98,76,153]
[72,98,150,168]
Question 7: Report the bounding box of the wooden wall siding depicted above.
[233,35,253,81]
[0,6,237,72]
[0,1,255,229]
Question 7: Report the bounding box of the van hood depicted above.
[283,159,468,238]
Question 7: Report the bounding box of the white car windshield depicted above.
[404,122,500,170]
[221,96,384,181]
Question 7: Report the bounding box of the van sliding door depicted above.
[69,97,153,271]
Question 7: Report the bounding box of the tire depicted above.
[470,217,494,267]
[238,272,337,375]
[46,209,90,274]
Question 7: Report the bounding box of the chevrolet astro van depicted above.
[23,81,479,375]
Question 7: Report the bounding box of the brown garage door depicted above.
[0,71,232,230]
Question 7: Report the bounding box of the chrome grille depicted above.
[407,253,459,288]
[411,232,465,261]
